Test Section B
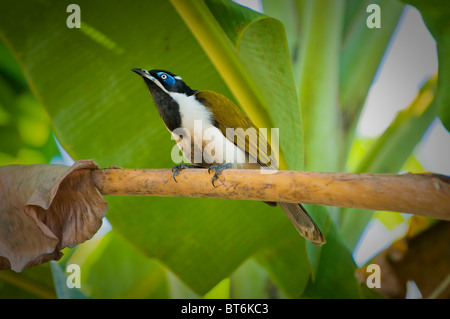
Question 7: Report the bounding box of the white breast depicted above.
[170,92,213,132]
[169,92,246,165]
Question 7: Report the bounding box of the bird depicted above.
[131,68,326,246]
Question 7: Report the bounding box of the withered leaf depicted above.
[0,160,107,272]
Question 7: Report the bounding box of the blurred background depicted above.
[0,0,448,299]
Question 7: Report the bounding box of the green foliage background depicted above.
[0,0,447,298]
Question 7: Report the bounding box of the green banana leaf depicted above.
[0,41,58,166]
[341,76,438,249]
[208,0,362,297]
[339,0,404,162]
[61,231,169,298]
[0,0,305,295]
[0,264,56,299]
[203,0,313,296]
[403,0,450,132]
[2,0,438,299]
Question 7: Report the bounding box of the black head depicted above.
[131,68,195,96]
[132,68,197,132]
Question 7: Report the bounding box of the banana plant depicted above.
[0,0,447,298]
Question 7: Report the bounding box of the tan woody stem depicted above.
[92,168,450,221]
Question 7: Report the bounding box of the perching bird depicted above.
[132,68,326,246]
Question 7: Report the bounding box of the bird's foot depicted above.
[171,164,199,182]
[208,163,233,187]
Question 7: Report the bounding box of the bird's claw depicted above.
[172,164,197,182]
[208,163,232,187]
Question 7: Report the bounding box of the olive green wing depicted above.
[194,90,277,169]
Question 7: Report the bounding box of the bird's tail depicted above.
[278,202,326,246]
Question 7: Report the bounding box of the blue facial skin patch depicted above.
[157,72,176,86]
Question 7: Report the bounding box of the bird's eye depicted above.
[157,72,176,85]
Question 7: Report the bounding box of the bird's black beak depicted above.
[132,68,163,95]
[132,68,157,84]
[131,68,147,77]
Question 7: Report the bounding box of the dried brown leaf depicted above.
[0,160,107,272]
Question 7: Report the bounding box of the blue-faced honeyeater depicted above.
[132,68,325,246]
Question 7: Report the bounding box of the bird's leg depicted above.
[208,163,233,187]
[172,164,201,182]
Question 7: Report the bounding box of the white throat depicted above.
[169,92,214,131]
[168,92,246,166]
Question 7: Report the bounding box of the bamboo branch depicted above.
[92,169,450,221]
